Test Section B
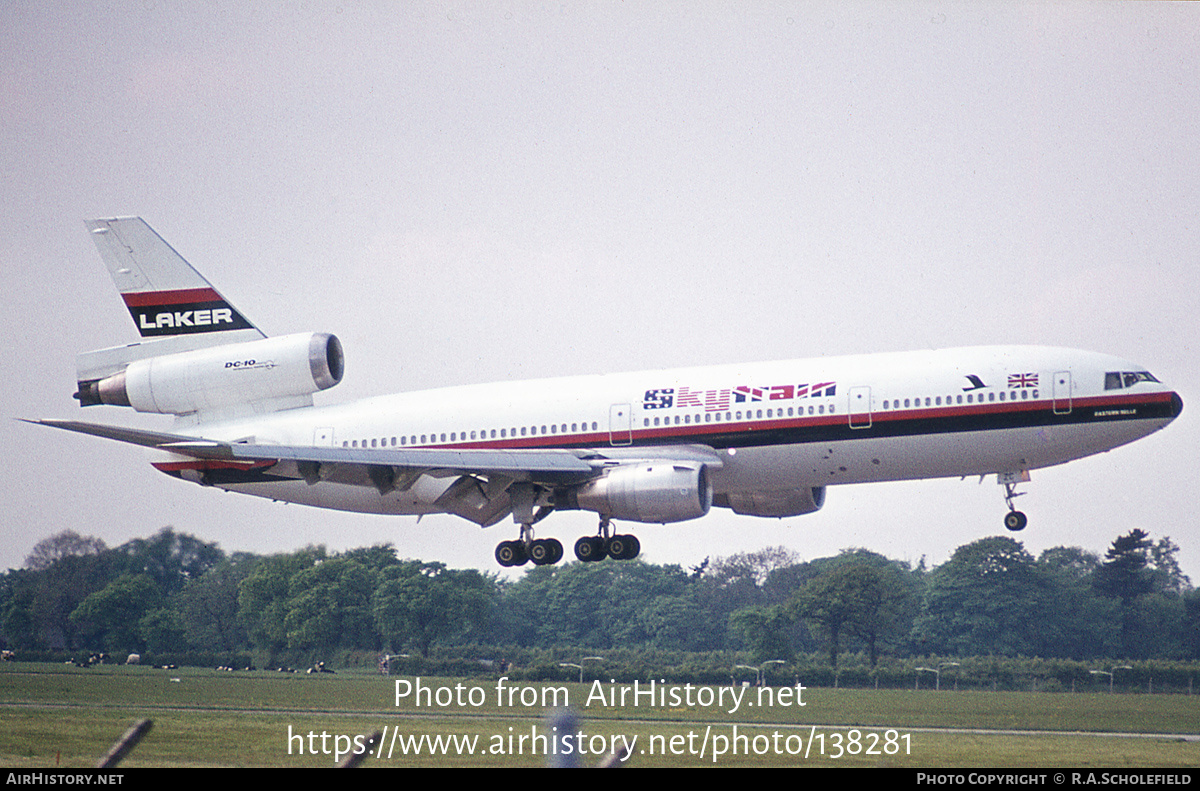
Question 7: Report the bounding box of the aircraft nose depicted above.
[1170,391,1183,418]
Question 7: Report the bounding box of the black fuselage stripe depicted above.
[631,397,1176,451]
[408,394,1176,453]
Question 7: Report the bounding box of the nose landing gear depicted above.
[999,472,1029,532]
[1003,508,1028,532]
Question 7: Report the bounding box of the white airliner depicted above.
[31,218,1183,566]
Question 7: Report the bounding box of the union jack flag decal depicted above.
[1008,373,1038,388]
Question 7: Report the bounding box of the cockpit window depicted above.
[1105,371,1160,390]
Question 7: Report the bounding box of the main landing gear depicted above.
[493,516,641,567]
[574,518,640,562]
[495,515,564,568]
[495,536,563,567]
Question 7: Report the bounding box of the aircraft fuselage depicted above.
[158,345,1181,519]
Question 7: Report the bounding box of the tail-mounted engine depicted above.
[75,332,343,416]
[559,462,713,524]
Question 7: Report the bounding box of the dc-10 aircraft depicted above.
[31,218,1183,567]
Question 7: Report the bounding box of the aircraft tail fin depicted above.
[86,217,264,340]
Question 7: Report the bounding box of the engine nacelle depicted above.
[75,332,343,415]
[561,462,712,524]
[719,486,826,517]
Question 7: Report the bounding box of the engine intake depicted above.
[75,332,343,415]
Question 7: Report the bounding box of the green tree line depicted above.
[1,526,1196,665]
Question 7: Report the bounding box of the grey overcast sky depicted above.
[2,2,1197,578]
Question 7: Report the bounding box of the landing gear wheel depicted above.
[606,534,640,561]
[1004,510,1028,532]
[574,536,605,562]
[529,538,563,566]
[495,540,529,567]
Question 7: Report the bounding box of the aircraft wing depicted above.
[27,419,723,487]
[27,419,604,481]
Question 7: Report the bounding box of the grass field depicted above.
[0,663,1196,768]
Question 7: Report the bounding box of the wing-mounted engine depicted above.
[558,462,713,524]
[716,486,826,517]
[74,332,343,416]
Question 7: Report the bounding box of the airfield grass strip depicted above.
[0,664,1197,767]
